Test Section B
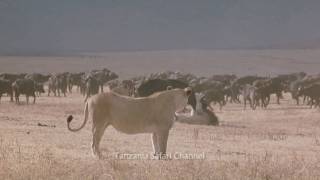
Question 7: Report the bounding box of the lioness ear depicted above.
[167,86,173,90]
[185,87,192,96]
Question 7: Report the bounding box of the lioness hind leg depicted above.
[157,130,169,159]
[91,123,108,159]
[151,133,160,156]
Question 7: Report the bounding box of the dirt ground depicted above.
[0,89,319,179]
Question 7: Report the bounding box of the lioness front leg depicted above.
[158,130,169,159]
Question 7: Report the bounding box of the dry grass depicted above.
[0,91,320,179]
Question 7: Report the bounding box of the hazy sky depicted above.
[1,0,320,54]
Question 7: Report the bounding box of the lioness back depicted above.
[89,90,178,134]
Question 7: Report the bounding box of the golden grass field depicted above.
[0,89,320,180]
[1,50,320,179]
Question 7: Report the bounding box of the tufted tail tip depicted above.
[67,115,73,123]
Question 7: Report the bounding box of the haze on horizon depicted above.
[1,0,320,55]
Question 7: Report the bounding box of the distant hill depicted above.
[1,49,320,78]
[252,38,320,50]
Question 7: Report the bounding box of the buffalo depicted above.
[297,83,320,108]
[89,69,118,92]
[241,84,258,110]
[25,73,50,83]
[200,89,226,111]
[12,79,36,104]
[48,75,59,96]
[137,79,197,111]
[0,79,13,102]
[84,75,100,102]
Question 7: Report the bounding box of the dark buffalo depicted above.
[35,82,45,96]
[48,75,59,96]
[84,76,100,102]
[0,73,26,83]
[57,73,68,97]
[0,79,13,102]
[146,71,198,85]
[276,72,306,90]
[12,79,36,104]
[226,82,241,103]
[210,74,237,86]
[137,79,197,111]
[0,73,26,101]
[297,83,320,108]
[107,79,120,89]
[193,79,224,93]
[66,73,73,93]
[241,84,258,110]
[288,80,303,105]
[286,75,320,105]
[235,76,267,86]
[67,72,85,93]
[200,89,226,111]
[89,69,119,92]
[253,77,284,106]
[122,80,135,97]
[301,75,320,87]
[277,72,306,81]
[25,73,50,83]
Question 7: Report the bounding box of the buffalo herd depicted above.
[0,69,320,113]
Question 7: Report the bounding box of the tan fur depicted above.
[67,88,192,158]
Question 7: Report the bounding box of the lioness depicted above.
[67,87,193,158]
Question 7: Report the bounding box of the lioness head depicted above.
[174,87,194,117]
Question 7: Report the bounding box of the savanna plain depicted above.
[0,50,320,180]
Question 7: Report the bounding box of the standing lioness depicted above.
[67,87,193,158]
